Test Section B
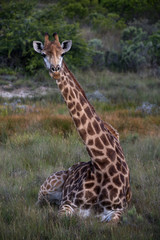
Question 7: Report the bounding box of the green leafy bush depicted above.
[149,31,160,65]
[105,26,159,72]
[101,0,160,22]
[88,12,126,33]
[0,0,92,74]
[88,39,105,69]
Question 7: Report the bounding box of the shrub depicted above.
[88,12,126,33]
[88,39,105,69]
[101,0,160,22]
[105,26,153,72]
[0,0,92,74]
[149,30,160,65]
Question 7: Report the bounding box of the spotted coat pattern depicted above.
[35,35,131,223]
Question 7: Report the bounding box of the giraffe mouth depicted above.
[49,71,61,80]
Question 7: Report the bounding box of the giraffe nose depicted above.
[50,65,60,73]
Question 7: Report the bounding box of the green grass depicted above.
[0,127,160,239]
[75,69,160,105]
[1,69,160,106]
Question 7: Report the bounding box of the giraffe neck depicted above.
[55,62,122,171]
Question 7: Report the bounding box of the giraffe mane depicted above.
[63,62,119,142]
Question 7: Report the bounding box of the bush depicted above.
[105,26,155,72]
[149,31,160,65]
[88,12,126,33]
[0,0,92,74]
[101,0,160,22]
[88,39,105,69]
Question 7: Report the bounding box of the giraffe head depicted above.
[33,33,72,79]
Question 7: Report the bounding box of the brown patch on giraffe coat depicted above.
[107,148,116,161]
[88,139,93,145]
[62,87,68,99]
[85,191,94,199]
[113,175,121,187]
[96,171,102,183]
[107,184,113,190]
[95,116,100,122]
[74,171,80,180]
[63,175,67,181]
[68,102,74,109]
[44,182,47,187]
[79,129,87,142]
[110,188,118,201]
[70,89,75,98]
[84,106,93,119]
[87,122,95,135]
[94,186,101,195]
[73,89,78,98]
[73,117,81,128]
[81,114,87,125]
[122,161,127,169]
[76,191,83,198]
[101,201,111,206]
[76,102,82,111]
[51,180,56,186]
[71,109,76,115]
[116,146,124,158]
[107,135,114,147]
[100,123,105,131]
[85,182,94,188]
[87,196,97,204]
[95,137,104,149]
[63,80,67,86]
[92,120,100,134]
[109,165,117,176]
[99,188,108,201]
[86,172,95,181]
[69,80,74,87]
[91,148,104,156]
[86,147,93,158]
[94,162,101,171]
[122,166,127,175]
[80,165,88,175]
[79,94,86,106]
[58,83,63,90]
[120,174,124,183]
[75,199,84,206]
[102,173,110,186]
[116,161,122,171]
[100,134,109,146]
[47,185,50,189]
[95,158,110,169]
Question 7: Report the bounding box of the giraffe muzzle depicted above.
[50,64,61,80]
[50,64,60,73]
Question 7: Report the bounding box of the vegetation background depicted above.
[0,0,160,239]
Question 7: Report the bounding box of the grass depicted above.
[1,68,160,105]
[0,102,160,240]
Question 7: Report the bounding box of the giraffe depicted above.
[33,33,131,223]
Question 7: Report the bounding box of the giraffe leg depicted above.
[58,201,77,217]
[100,210,122,224]
[37,170,68,206]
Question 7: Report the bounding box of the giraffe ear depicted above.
[33,41,44,53]
[61,40,72,53]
